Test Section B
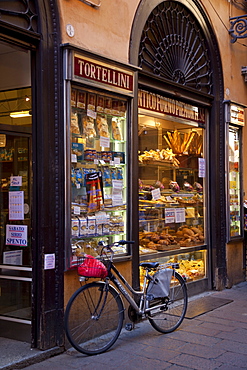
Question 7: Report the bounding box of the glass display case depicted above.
[225,101,245,241]
[138,98,207,282]
[140,250,207,287]
[69,87,128,267]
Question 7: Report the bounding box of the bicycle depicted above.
[64,240,188,355]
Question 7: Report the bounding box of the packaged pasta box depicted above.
[87,215,96,236]
[78,216,88,237]
[71,217,79,237]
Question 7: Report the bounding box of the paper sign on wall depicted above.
[3,250,23,265]
[112,180,123,206]
[10,176,22,187]
[198,158,205,178]
[44,253,55,270]
[6,224,28,247]
[175,208,186,223]
[9,191,24,220]
[165,208,175,223]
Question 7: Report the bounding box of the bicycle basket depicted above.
[78,254,108,278]
[147,268,173,298]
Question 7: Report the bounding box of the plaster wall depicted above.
[58,0,138,63]
[58,0,247,105]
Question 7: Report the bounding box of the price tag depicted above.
[100,136,110,148]
[151,188,161,200]
[74,206,80,215]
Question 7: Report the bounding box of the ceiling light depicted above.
[10,111,32,118]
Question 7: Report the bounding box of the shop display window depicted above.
[69,87,128,266]
[140,250,206,287]
[138,106,206,282]
[228,126,241,238]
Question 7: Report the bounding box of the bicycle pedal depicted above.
[125,323,133,331]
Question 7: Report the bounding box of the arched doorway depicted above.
[130,0,226,291]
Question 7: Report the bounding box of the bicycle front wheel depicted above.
[64,281,124,355]
[148,271,187,333]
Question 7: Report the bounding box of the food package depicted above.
[71,113,80,134]
[96,116,110,138]
[183,181,193,191]
[102,167,111,187]
[71,142,83,162]
[78,216,88,237]
[71,217,79,237]
[169,181,180,192]
[85,171,104,213]
[112,120,122,140]
[83,116,96,138]
[193,182,203,193]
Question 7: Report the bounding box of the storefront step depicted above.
[0,338,63,370]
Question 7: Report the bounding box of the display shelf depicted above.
[140,244,206,260]
[68,87,129,267]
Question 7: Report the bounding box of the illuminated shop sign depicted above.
[74,54,134,94]
[138,89,206,124]
[230,104,245,126]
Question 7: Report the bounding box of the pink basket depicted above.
[78,254,108,278]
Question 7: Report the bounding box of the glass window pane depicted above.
[138,112,206,282]
[69,88,128,267]
[229,126,241,238]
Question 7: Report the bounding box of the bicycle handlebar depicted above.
[99,240,135,260]
[118,240,135,245]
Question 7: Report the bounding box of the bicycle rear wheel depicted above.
[148,271,187,333]
[64,281,124,355]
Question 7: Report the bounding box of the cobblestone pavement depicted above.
[3,281,247,370]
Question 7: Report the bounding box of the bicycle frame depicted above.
[107,261,175,316]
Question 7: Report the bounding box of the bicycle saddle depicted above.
[139,262,159,269]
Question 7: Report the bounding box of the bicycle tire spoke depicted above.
[148,271,187,333]
[65,282,124,355]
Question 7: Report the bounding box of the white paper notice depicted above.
[112,180,123,190]
[198,158,205,178]
[95,211,108,224]
[87,109,97,119]
[152,188,161,200]
[112,180,123,206]
[6,224,28,247]
[3,250,23,265]
[10,176,22,187]
[175,208,186,223]
[100,136,110,148]
[73,206,81,215]
[165,208,175,223]
[44,253,55,270]
[9,191,24,220]
[71,153,77,163]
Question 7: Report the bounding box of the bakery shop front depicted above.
[137,89,208,293]
[64,0,244,296]
[63,47,138,298]
[129,0,229,294]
